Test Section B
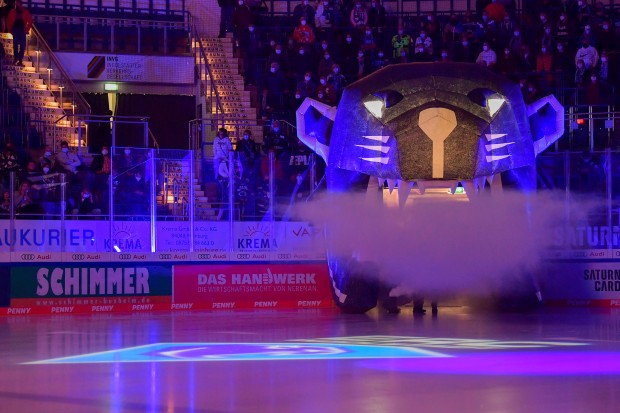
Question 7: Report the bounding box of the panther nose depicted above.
[418,108,457,178]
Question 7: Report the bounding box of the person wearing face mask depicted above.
[293,0,315,28]
[391,26,411,61]
[315,0,333,32]
[360,27,377,53]
[538,25,554,53]
[597,51,610,87]
[327,63,347,100]
[350,1,367,30]
[217,0,236,38]
[454,34,476,63]
[508,27,523,56]
[55,141,81,175]
[574,58,587,87]
[371,49,389,71]
[236,129,259,179]
[293,16,315,47]
[73,186,101,216]
[536,45,554,88]
[597,20,615,52]
[367,0,386,36]
[577,25,597,49]
[88,145,112,213]
[555,13,572,46]
[263,62,288,114]
[318,51,335,78]
[475,42,497,68]
[576,0,592,30]
[291,47,314,84]
[232,0,253,46]
[213,128,233,180]
[38,145,55,172]
[585,73,603,105]
[574,40,599,70]
[296,71,316,99]
[240,24,260,86]
[496,47,518,79]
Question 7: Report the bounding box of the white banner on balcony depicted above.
[55,53,194,84]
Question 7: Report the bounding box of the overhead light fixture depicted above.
[104,83,119,91]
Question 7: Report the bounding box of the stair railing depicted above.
[27,24,91,125]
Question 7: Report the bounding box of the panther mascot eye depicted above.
[296,62,564,313]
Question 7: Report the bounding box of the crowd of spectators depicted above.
[0,142,150,218]
[227,0,620,121]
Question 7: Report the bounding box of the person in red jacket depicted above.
[6,1,32,66]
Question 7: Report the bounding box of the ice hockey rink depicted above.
[0,306,619,413]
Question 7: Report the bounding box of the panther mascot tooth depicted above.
[296,63,564,313]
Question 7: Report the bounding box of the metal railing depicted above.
[27,24,91,119]
[32,14,192,55]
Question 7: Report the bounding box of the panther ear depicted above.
[527,95,565,156]
[296,98,337,163]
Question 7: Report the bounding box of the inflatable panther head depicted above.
[296,63,564,313]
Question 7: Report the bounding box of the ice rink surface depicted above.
[1,305,619,412]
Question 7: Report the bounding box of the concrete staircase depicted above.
[158,155,219,220]
[0,33,77,147]
[196,36,262,140]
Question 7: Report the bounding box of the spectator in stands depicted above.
[0,143,20,183]
[233,0,253,46]
[371,50,389,71]
[497,13,515,48]
[555,13,572,47]
[497,47,518,79]
[218,0,236,38]
[585,73,603,105]
[367,0,386,36]
[293,0,315,28]
[262,120,289,158]
[6,1,32,67]
[293,16,315,48]
[443,15,464,50]
[0,191,10,215]
[360,27,377,53]
[523,81,541,103]
[327,64,346,99]
[263,62,288,115]
[38,145,55,171]
[597,20,615,52]
[240,23,260,85]
[553,42,572,86]
[412,42,432,62]
[123,171,148,216]
[213,128,233,179]
[577,24,596,49]
[454,35,477,63]
[292,46,313,83]
[236,129,259,179]
[438,49,451,62]
[537,45,554,88]
[575,40,599,71]
[91,145,111,212]
[14,181,39,215]
[392,26,411,60]
[539,25,554,53]
[575,58,587,86]
[598,51,610,86]
[315,0,334,39]
[297,71,316,99]
[508,27,524,55]
[73,186,101,216]
[55,141,81,175]
[350,1,368,31]
[518,45,536,76]
[575,0,591,31]
[318,51,335,78]
[476,41,497,68]
[265,44,289,76]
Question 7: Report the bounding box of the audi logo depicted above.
[237,254,251,259]
[118,253,132,259]
[159,253,172,259]
[198,254,211,259]
[20,254,36,260]
[71,254,85,260]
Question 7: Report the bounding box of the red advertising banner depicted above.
[173,263,333,309]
